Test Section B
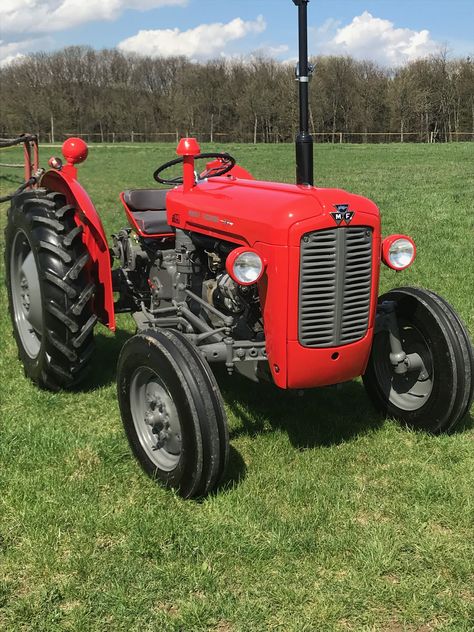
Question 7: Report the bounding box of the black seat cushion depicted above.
[123,189,173,235]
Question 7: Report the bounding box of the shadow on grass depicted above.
[73,329,472,492]
[216,368,384,449]
[77,328,132,392]
[217,368,473,447]
[451,413,474,434]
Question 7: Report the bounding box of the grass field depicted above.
[0,142,473,632]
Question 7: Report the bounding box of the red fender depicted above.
[41,169,115,331]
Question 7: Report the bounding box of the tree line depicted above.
[1,47,473,143]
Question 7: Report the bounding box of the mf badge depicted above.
[331,204,354,226]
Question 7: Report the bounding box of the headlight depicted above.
[226,248,265,285]
[382,235,416,270]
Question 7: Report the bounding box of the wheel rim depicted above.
[129,366,182,472]
[10,230,43,359]
[373,321,434,411]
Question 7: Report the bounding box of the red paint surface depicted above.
[39,136,408,389]
[62,138,89,165]
[41,169,115,331]
[176,138,200,156]
[166,178,383,388]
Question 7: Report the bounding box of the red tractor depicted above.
[4,0,473,498]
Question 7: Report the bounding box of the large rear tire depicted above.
[363,287,473,433]
[5,189,97,390]
[117,329,229,498]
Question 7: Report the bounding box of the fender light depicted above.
[226,247,265,285]
[382,235,416,270]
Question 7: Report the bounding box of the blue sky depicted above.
[1,0,472,66]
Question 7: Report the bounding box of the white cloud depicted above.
[258,44,289,58]
[0,37,50,66]
[118,15,266,59]
[317,12,439,66]
[0,0,187,35]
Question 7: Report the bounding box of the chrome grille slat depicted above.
[299,226,373,348]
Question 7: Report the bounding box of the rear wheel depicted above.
[117,329,229,498]
[363,287,473,433]
[5,189,97,390]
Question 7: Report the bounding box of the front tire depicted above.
[117,329,229,498]
[363,287,473,433]
[5,189,97,390]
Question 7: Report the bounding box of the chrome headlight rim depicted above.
[382,235,416,270]
[226,248,265,285]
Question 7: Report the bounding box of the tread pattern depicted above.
[5,189,98,390]
[117,329,229,498]
[394,287,473,431]
[363,286,473,433]
[66,252,90,281]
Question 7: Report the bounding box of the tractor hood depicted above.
[166,177,380,247]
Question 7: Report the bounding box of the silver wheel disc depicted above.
[129,366,182,472]
[373,322,434,411]
[10,230,43,359]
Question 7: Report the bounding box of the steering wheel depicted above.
[153,152,236,185]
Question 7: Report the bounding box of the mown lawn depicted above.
[0,142,473,631]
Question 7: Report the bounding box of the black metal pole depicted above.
[293,0,314,186]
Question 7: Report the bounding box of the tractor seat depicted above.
[123,189,173,235]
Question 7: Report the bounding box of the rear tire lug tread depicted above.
[31,215,65,232]
[39,370,61,392]
[38,240,72,263]
[46,301,79,333]
[44,271,78,299]
[46,191,67,205]
[70,342,95,373]
[65,252,89,280]
[6,191,97,391]
[70,283,95,316]
[47,330,78,362]
[63,225,83,247]
[48,362,75,384]
[55,204,76,220]
[23,198,56,212]
[73,315,98,348]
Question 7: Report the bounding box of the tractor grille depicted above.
[299,226,373,348]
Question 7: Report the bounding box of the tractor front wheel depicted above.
[117,329,229,498]
[363,287,473,433]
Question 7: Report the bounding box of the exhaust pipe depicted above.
[293,0,314,186]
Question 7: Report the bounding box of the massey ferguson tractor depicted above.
[3,0,473,498]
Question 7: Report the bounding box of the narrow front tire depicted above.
[363,287,473,433]
[117,329,229,498]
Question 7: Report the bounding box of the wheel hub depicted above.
[144,393,181,453]
[20,274,31,312]
[373,322,434,411]
[129,367,182,471]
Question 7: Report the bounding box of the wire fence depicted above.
[1,131,473,145]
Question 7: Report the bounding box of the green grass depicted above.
[1,142,473,632]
